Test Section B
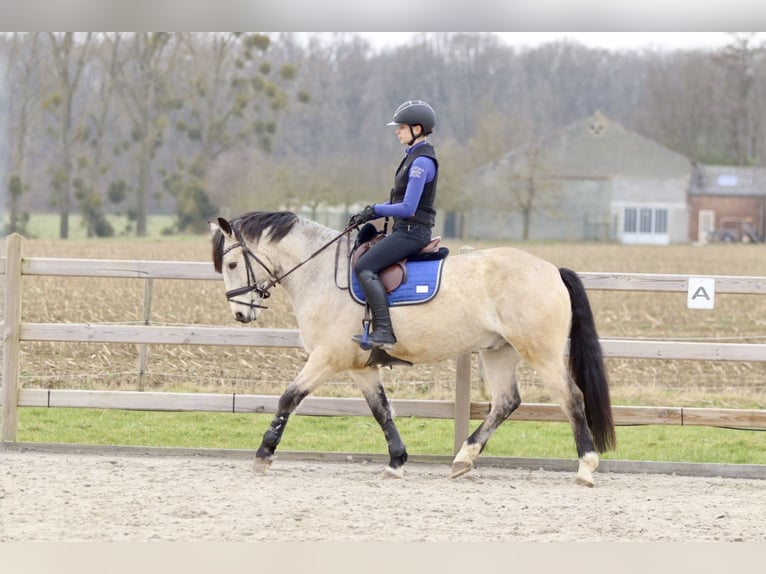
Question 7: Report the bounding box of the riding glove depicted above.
[348,205,377,227]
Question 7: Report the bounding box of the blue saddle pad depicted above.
[350,258,447,306]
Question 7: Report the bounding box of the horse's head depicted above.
[210,216,273,323]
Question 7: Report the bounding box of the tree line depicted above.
[2,32,306,237]
[2,32,764,238]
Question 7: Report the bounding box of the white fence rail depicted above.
[2,233,766,451]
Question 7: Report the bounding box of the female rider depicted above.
[348,100,439,349]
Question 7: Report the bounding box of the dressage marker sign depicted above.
[687,277,715,310]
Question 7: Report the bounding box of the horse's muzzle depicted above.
[234,310,253,323]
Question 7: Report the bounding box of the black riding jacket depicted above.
[389,142,438,228]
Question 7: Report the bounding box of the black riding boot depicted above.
[352,270,397,349]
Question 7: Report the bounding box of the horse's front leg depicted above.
[254,348,338,474]
[352,369,408,478]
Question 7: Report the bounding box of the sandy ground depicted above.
[1,449,764,542]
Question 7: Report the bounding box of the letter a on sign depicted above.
[687,277,715,310]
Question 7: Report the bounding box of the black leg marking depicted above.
[382,419,408,468]
[466,391,521,454]
[362,383,408,469]
[277,387,309,414]
[255,386,309,460]
[256,412,290,460]
[567,396,596,458]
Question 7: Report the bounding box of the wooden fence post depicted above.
[2,234,23,441]
[453,245,476,454]
[454,352,471,454]
[136,278,153,391]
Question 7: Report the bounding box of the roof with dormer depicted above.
[481,111,693,180]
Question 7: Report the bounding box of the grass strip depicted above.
[16,407,766,465]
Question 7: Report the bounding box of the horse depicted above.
[209,211,616,486]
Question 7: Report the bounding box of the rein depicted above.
[224,222,357,310]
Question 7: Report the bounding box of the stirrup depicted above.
[352,331,396,350]
[352,305,396,350]
[365,333,397,349]
[352,331,396,349]
[352,317,373,351]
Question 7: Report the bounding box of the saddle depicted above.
[350,223,448,293]
[349,224,450,369]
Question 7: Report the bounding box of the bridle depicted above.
[222,225,277,310]
[223,221,356,311]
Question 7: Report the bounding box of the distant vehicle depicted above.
[707,217,763,243]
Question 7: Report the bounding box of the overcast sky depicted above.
[2,1,765,34]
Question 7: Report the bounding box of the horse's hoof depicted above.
[575,452,598,487]
[450,461,473,479]
[575,473,595,487]
[382,466,404,479]
[253,457,273,474]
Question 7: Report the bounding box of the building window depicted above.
[624,208,637,233]
[717,174,738,187]
[639,208,653,233]
[623,206,669,237]
[654,209,668,233]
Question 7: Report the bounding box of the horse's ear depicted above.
[212,217,233,237]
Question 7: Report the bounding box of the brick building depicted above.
[689,165,766,243]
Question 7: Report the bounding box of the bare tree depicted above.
[115,32,179,236]
[160,33,305,232]
[45,32,93,238]
[638,51,720,162]
[72,33,123,237]
[714,33,766,165]
[2,32,41,235]
[465,112,559,240]
[501,143,559,240]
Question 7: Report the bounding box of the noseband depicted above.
[222,221,356,312]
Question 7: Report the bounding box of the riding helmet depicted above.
[387,100,436,134]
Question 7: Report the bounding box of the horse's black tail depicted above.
[559,267,616,453]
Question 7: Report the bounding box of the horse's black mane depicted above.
[212,211,299,273]
[238,210,300,242]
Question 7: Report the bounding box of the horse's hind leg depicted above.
[451,346,521,478]
[254,348,338,473]
[352,369,408,478]
[531,357,599,487]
